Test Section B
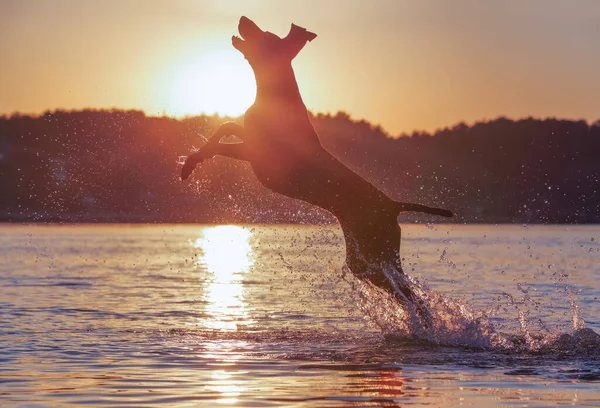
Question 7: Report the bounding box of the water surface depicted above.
[1,224,599,406]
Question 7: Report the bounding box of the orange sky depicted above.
[1,0,599,135]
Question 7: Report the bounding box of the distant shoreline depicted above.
[2,217,598,226]
[3,110,599,225]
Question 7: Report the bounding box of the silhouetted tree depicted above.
[0,109,598,223]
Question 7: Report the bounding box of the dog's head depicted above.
[232,16,316,69]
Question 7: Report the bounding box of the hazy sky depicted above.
[1,0,599,134]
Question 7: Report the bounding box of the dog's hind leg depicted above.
[340,214,433,328]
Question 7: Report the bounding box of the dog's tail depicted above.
[395,201,454,218]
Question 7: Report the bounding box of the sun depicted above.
[166,49,255,117]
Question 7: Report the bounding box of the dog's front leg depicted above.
[181,122,246,180]
[205,122,245,145]
[207,143,250,161]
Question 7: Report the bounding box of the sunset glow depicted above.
[1,1,599,133]
[165,50,255,117]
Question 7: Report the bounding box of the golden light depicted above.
[166,49,255,117]
[207,370,244,405]
[194,225,255,331]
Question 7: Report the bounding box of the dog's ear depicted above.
[288,23,317,42]
[283,23,317,59]
[232,36,248,55]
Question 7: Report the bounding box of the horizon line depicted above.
[1,107,596,138]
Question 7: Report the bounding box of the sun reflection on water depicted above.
[194,226,255,331]
[208,370,244,405]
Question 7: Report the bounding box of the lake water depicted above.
[1,224,599,406]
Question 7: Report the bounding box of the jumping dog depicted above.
[182,17,453,324]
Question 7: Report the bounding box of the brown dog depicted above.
[182,17,453,324]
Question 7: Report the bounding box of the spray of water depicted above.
[344,261,600,354]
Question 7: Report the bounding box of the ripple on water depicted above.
[1,224,599,407]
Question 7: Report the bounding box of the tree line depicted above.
[1,109,599,223]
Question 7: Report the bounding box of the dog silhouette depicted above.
[182,17,453,324]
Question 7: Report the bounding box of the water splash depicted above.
[344,262,600,355]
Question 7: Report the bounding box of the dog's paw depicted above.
[181,158,198,181]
